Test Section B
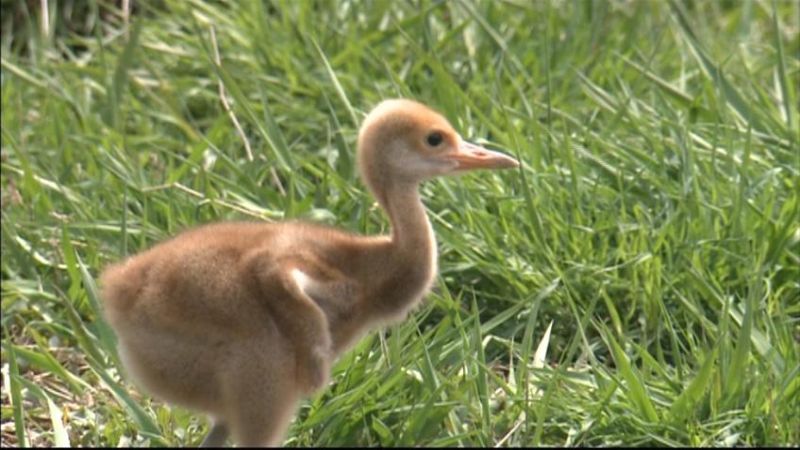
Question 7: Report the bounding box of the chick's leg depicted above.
[199,421,228,447]
[220,343,301,447]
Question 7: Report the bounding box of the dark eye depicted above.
[426,132,443,147]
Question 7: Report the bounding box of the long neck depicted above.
[370,180,438,319]
[384,182,434,258]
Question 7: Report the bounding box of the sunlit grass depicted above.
[2,0,798,446]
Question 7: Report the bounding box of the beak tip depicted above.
[452,141,521,171]
[498,155,520,169]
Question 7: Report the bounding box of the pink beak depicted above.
[444,141,520,171]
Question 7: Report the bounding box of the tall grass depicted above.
[1,0,798,446]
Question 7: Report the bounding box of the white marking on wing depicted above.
[290,267,355,307]
[290,268,314,296]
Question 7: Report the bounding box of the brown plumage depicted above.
[99,98,519,447]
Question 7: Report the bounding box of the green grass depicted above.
[2,0,799,446]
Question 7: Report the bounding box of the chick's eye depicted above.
[426,132,444,147]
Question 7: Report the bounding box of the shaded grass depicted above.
[2,0,799,446]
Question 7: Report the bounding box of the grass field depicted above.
[2,0,799,446]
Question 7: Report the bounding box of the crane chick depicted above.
[100,99,519,447]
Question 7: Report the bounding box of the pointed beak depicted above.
[444,140,520,172]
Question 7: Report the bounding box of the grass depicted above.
[1,0,799,446]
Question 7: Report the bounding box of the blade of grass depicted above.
[311,38,359,130]
[770,0,795,131]
[108,19,143,128]
[601,325,659,423]
[471,295,492,445]
[17,378,71,447]
[10,344,90,393]
[3,339,28,447]
[668,346,718,421]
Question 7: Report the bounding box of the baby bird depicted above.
[100,98,519,447]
